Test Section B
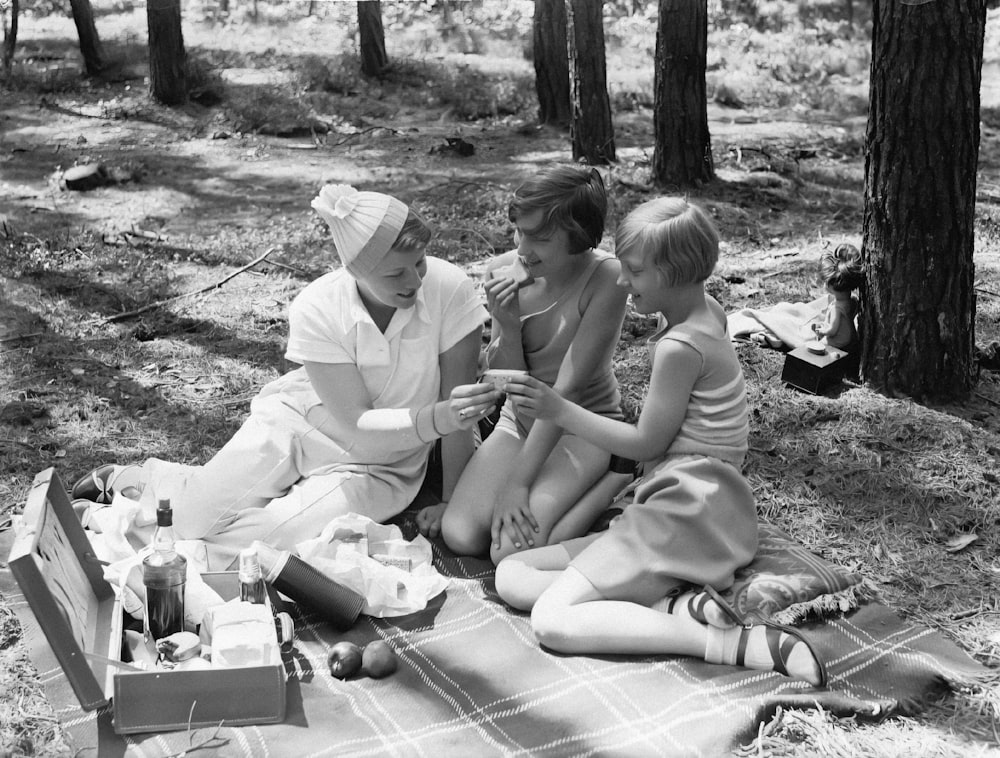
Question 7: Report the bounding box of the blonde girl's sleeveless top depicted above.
[518,253,623,418]
[648,320,749,467]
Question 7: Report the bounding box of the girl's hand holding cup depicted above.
[503,375,566,422]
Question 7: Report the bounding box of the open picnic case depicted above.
[6,468,287,735]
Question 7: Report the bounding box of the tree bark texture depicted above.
[533,0,571,127]
[69,0,105,76]
[652,0,713,186]
[147,0,186,105]
[2,0,19,72]
[569,0,615,164]
[861,0,986,401]
[358,1,388,77]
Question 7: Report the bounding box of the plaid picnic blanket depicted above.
[0,526,990,758]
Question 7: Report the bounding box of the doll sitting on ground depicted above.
[812,243,863,351]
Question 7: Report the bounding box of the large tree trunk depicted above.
[69,0,105,76]
[533,0,570,128]
[147,0,186,105]
[358,1,388,77]
[568,0,615,164]
[651,0,713,186]
[860,0,986,401]
[2,0,19,72]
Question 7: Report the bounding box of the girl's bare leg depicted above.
[489,434,609,564]
[439,430,524,556]
[494,543,573,611]
[532,568,823,685]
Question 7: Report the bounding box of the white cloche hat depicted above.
[311,184,408,277]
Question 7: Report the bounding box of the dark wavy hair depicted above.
[507,166,607,254]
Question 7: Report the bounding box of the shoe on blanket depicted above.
[707,621,827,688]
[71,464,117,504]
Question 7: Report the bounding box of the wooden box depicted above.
[6,468,287,734]
[781,344,859,395]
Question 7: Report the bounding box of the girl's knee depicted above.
[530,593,572,650]
[494,558,530,610]
[441,508,490,557]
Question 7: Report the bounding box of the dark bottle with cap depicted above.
[142,499,187,641]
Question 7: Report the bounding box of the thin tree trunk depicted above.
[358,0,388,77]
[651,0,713,187]
[69,0,105,76]
[860,0,986,401]
[147,0,186,105]
[2,0,18,72]
[533,0,571,127]
[568,0,615,164]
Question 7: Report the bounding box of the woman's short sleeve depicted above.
[285,274,355,365]
[434,262,488,353]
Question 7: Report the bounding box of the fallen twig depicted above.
[102,248,276,323]
[0,331,43,344]
[329,125,400,147]
[974,391,1000,408]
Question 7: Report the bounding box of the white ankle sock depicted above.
[705,625,823,686]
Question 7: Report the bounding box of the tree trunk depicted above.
[860,0,986,401]
[568,0,615,164]
[651,0,713,187]
[147,0,186,106]
[533,0,571,128]
[69,0,105,76]
[2,0,19,72]
[358,1,388,78]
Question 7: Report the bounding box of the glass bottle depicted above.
[142,498,187,641]
[238,546,267,605]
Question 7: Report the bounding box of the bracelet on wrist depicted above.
[430,403,445,437]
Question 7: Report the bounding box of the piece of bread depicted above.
[492,257,534,288]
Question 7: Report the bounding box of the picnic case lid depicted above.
[7,467,116,710]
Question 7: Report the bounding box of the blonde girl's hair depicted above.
[392,208,434,252]
[615,197,719,286]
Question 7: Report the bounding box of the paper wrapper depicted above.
[295,513,449,618]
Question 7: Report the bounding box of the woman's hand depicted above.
[490,484,538,552]
[484,276,522,335]
[438,382,502,434]
[503,375,566,422]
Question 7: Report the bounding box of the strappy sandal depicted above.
[662,591,737,627]
[704,584,828,687]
